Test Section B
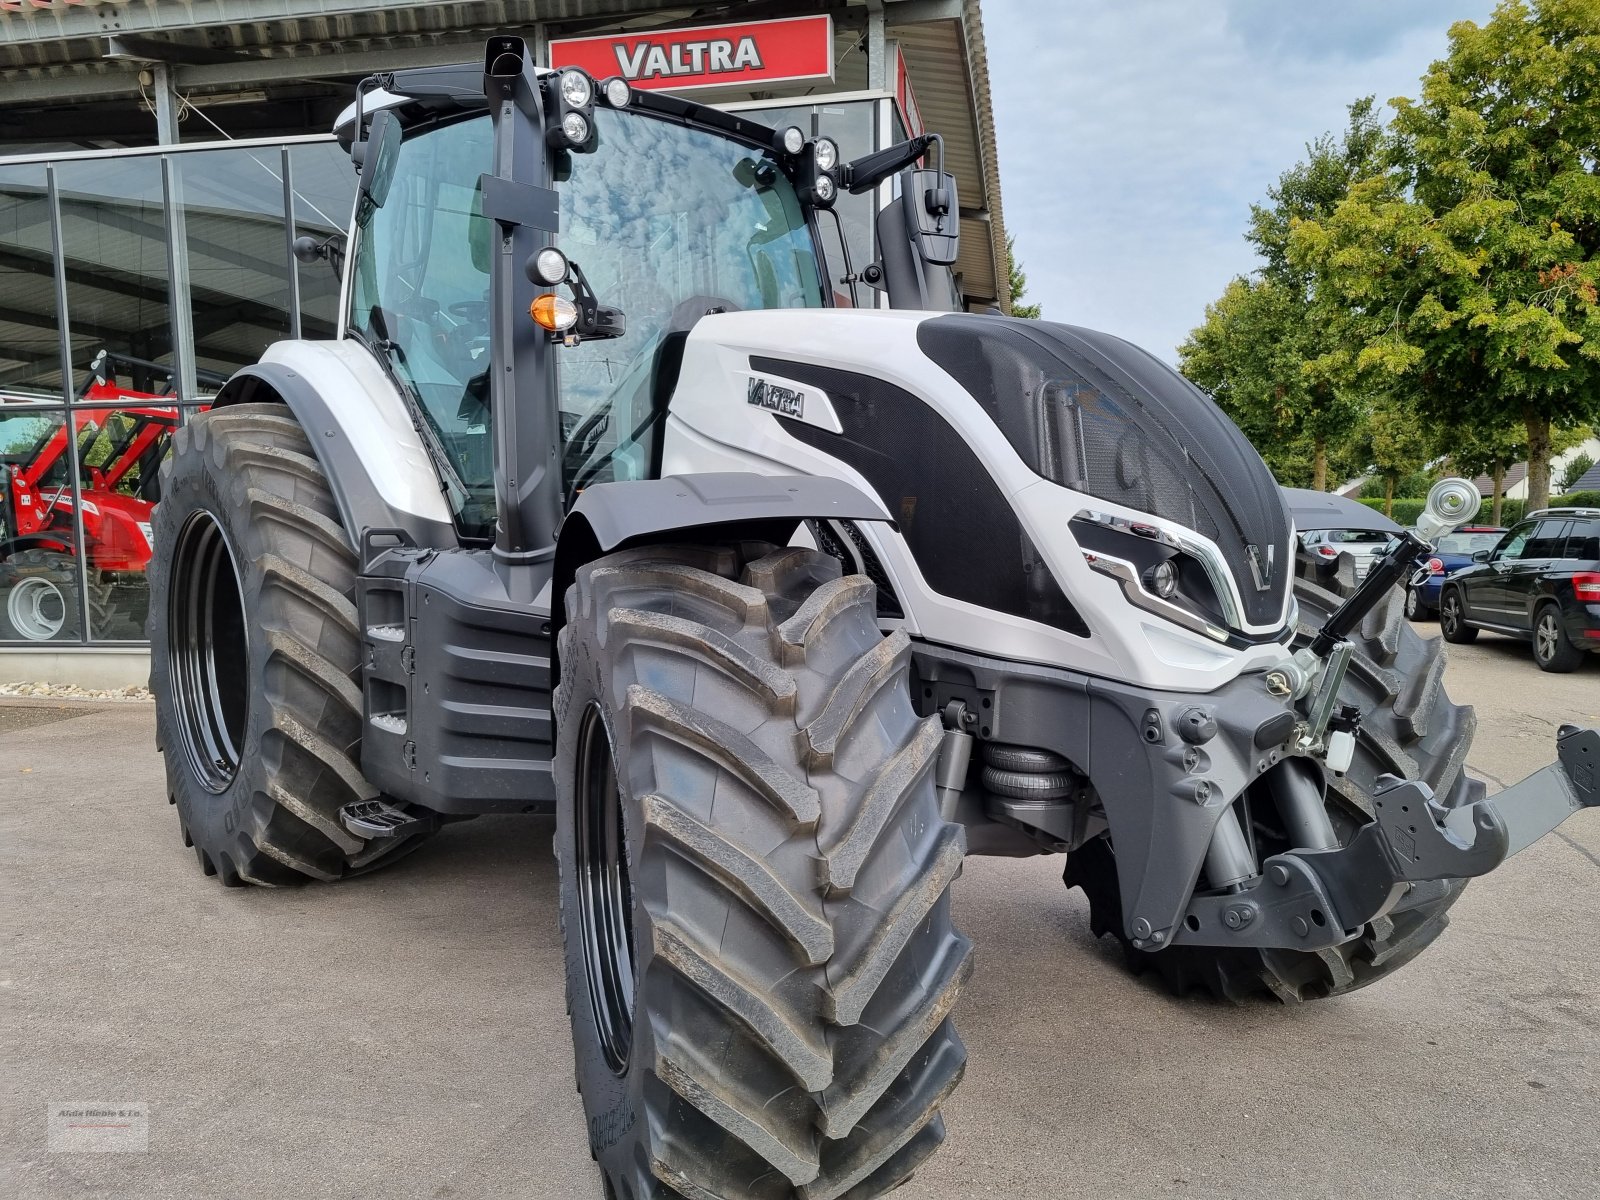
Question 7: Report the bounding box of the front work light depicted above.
[602,77,632,108]
[781,125,806,155]
[531,293,579,332]
[531,247,570,286]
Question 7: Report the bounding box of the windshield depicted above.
[349,104,824,538]
[558,106,825,493]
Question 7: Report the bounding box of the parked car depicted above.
[1439,507,1600,671]
[1300,527,1392,584]
[1404,526,1507,620]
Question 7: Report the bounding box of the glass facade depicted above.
[0,99,901,650]
[0,138,355,648]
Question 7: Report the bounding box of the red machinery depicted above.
[0,352,216,641]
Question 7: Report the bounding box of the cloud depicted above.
[983,0,1497,361]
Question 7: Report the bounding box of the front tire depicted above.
[556,544,971,1199]
[1533,603,1583,673]
[148,404,431,885]
[1404,584,1429,621]
[1069,577,1476,1002]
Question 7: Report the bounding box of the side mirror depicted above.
[356,109,403,211]
[1472,549,1491,563]
[903,167,959,266]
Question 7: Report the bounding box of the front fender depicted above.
[551,471,891,680]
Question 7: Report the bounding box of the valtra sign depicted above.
[549,15,835,92]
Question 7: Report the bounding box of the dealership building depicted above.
[0,0,1009,684]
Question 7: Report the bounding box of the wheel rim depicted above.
[6,576,67,641]
[1443,595,1458,633]
[1536,614,1559,662]
[168,511,250,794]
[1405,588,1419,618]
[574,703,635,1074]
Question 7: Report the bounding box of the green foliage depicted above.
[1005,235,1041,319]
[1358,497,1430,525]
[1553,489,1600,508]
[1180,101,1384,489]
[1558,451,1596,491]
[1289,0,1600,513]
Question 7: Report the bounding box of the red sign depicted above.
[891,44,924,139]
[549,15,835,92]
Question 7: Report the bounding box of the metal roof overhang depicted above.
[1,0,1006,309]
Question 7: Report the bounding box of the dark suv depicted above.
[1439,507,1600,671]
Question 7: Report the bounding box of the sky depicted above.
[981,0,1500,361]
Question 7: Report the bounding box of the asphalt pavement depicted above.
[3,629,1597,1200]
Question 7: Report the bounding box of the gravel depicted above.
[0,681,152,702]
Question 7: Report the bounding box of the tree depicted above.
[1362,394,1438,515]
[1559,450,1596,492]
[1447,418,1527,524]
[1005,234,1041,319]
[1180,101,1383,489]
[1291,0,1600,513]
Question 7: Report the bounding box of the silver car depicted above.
[1300,527,1393,581]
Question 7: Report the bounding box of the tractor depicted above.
[0,352,217,641]
[144,40,1600,1200]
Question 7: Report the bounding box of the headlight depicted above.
[812,173,836,204]
[1147,559,1179,598]
[814,136,839,172]
[559,70,593,109]
[561,111,591,145]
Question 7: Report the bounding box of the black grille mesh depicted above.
[917,316,1291,628]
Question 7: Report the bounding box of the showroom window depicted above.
[0,138,355,649]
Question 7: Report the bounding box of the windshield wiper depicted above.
[350,320,476,517]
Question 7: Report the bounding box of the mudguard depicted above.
[211,341,459,551]
[551,471,890,653]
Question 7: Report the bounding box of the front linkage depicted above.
[1189,486,1600,954]
[1180,724,1598,952]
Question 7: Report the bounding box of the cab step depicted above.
[339,799,437,839]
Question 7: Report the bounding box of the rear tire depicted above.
[1403,584,1429,621]
[556,544,971,1199]
[1532,603,1583,673]
[148,403,431,885]
[1068,577,1477,1002]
